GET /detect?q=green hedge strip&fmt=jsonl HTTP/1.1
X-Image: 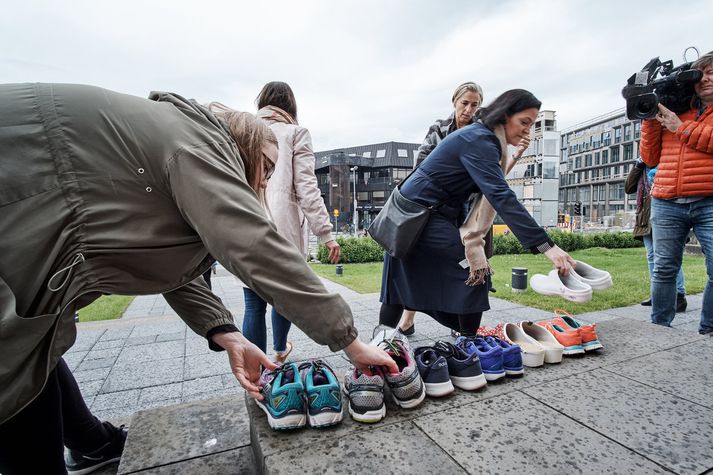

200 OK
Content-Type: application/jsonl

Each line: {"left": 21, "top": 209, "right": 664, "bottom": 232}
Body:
{"left": 317, "top": 231, "right": 643, "bottom": 264}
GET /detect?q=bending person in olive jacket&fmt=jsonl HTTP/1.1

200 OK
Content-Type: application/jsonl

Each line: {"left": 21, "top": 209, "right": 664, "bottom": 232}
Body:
{"left": 0, "top": 83, "right": 396, "bottom": 474}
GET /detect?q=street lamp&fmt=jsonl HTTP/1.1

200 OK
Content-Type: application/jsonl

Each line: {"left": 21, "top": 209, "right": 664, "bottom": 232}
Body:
{"left": 350, "top": 166, "right": 358, "bottom": 234}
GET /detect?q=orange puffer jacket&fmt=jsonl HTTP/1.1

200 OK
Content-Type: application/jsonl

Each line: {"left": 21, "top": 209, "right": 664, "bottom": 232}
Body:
{"left": 640, "top": 106, "right": 713, "bottom": 199}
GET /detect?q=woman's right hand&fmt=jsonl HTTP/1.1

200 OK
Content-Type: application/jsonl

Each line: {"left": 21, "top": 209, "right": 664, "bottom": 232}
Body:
{"left": 325, "top": 240, "right": 341, "bottom": 264}
{"left": 343, "top": 338, "right": 398, "bottom": 375}
{"left": 543, "top": 245, "right": 577, "bottom": 275}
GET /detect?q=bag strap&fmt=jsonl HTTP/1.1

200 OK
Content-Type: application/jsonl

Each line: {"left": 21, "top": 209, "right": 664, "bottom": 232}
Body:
{"left": 395, "top": 167, "right": 448, "bottom": 211}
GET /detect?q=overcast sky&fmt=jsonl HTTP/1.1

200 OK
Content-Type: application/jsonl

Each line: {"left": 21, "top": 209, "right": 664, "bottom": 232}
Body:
{"left": 2, "top": 0, "right": 711, "bottom": 151}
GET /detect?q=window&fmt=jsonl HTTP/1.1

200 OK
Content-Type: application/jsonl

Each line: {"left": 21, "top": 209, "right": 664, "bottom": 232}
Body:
{"left": 602, "top": 131, "right": 611, "bottom": 146}
{"left": 623, "top": 143, "right": 633, "bottom": 161}
{"left": 614, "top": 128, "right": 621, "bottom": 144}
{"left": 392, "top": 169, "right": 409, "bottom": 180}
{"left": 575, "top": 156, "right": 581, "bottom": 169}
{"left": 613, "top": 165, "right": 620, "bottom": 177}
{"left": 594, "top": 152, "right": 601, "bottom": 165}
{"left": 602, "top": 149, "right": 609, "bottom": 164}
{"left": 376, "top": 149, "right": 386, "bottom": 158}
{"left": 599, "top": 185, "right": 606, "bottom": 201}
{"left": 397, "top": 148, "right": 408, "bottom": 158}
{"left": 585, "top": 154, "right": 592, "bottom": 167}
{"left": 609, "top": 183, "right": 624, "bottom": 201}
{"left": 357, "top": 192, "right": 369, "bottom": 201}
{"left": 611, "top": 147, "right": 620, "bottom": 163}
{"left": 544, "top": 139, "right": 558, "bottom": 155}
{"left": 635, "top": 121, "right": 641, "bottom": 139}
{"left": 624, "top": 124, "right": 631, "bottom": 142}
{"left": 362, "top": 151, "right": 371, "bottom": 158}
{"left": 603, "top": 167, "right": 610, "bottom": 178}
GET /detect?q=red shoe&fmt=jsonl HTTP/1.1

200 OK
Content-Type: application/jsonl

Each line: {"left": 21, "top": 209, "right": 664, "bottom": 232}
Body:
{"left": 551, "top": 310, "right": 603, "bottom": 351}
{"left": 477, "top": 323, "right": 505, "bottom": 339}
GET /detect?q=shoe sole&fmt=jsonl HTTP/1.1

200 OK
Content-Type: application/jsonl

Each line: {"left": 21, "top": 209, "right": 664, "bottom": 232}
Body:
{"left": 543, "top": 349, "right": 564, "bottom": 363}
{"left": 255, "top": 400, "right": 306, "bottom": 430}
{"left": 530, "top": 287, "right": 592, "bottom": 302}
{"left": 583, "top": 341, "right": 603, "bottom": 351}
{"left": 67, "top": 457, "right": 122, "bottom": 475}
{"left": 348, "top": 402, "right": 386, "bottom": 423}
{"left": 505, "top": 368, "right": 525, "bottom": 377}
{"left": 563, "top": 346, "right": 585, "bottom": 355}
{"left": 308, "top": 409, "right": 344, "bottom": 428}
{"left": 424, "top": 380, "right": 455, "bottom": 397}
{"left": 483, "top": 371, "right": 506, "bottom": 381}
{"left": 450, "top": 374, "right": 487, "bottom": 391}
{"left": 522, "top": 352, "right": 545, "bottom": 367}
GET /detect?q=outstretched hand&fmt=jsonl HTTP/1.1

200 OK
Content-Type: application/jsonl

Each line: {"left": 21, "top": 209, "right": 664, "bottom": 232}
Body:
{"left": 343, "top": 338, "right": 398, "bottom": 375}
{"left": 543, "top": 245, "right": 577, "bottom": 275}
{"left": 211, "top": 331, "right": 277, "bottom": 399}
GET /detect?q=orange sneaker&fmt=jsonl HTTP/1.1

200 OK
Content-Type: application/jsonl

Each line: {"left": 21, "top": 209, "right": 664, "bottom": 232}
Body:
{"left": 551, "top": 310, "right": 603, "bottom": 351}
{"left": 536, "top": 320, "right": 585, "bottom": 355}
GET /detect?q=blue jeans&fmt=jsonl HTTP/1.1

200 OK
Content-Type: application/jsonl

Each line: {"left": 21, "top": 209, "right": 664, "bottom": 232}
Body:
{"left": 650, "top": 197, "right": 713, "bottom": 333}
{"left": 642, "top": 234, "right": 685, "bottom": 295}
{"left": 242, "top": 288, "right": 291, "bottom": 353}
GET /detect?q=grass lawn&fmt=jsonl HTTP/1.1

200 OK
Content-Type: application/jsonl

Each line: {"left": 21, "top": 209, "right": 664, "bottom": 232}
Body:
{"left": 310, "top": 247, "right": 708, "bottom": 314}
{"left": 77, "top": 295, "right": 134, "bottom": 322}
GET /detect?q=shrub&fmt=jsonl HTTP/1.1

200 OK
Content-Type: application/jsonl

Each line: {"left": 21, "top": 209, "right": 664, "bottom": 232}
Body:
{"left": 318, "top": 236, "right": 384, "bottom": 263}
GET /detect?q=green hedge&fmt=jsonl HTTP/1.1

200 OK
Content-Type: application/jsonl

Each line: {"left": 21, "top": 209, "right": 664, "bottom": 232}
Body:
{"left": 317, "top": 236, "right": 385, "bottom": 263}
{"left": 493, "top": 230, "right": 643, "bottom": 255}
{"left": 318, "top": 231, "right": 643, "bottom": 263}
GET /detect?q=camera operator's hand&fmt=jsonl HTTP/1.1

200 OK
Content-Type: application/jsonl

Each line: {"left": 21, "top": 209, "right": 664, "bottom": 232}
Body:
{"left": 656, "top": 104, "right": 683, "bottom": 133}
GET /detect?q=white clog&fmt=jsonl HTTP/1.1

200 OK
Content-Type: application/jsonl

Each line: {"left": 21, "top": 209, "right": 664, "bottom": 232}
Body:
{"left": 570, "top": 260, "right": 613, "bottom": 290}
{"left": 517, "top": 321, "right": 565, "bottom": 363}
{"left": 502, "top": 323, "right": 545, "bottom": 367}
{"left": 530, "top": 269, "right": 593, "bottom": 303}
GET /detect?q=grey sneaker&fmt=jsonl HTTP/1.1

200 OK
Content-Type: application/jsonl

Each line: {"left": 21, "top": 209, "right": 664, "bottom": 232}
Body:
{"left": 343, "top": 367, "right": 386, "bottom": 423}
{"left": 373, "top": 331, "right": 426, "bottom": 409}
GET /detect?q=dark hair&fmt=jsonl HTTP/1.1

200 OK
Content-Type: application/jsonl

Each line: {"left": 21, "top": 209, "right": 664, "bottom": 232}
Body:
{"left": 256, "top": 81, "right": 298, "bottom": 122}
{"left": 475, "top": 89, "right": 541, "bottom": 129}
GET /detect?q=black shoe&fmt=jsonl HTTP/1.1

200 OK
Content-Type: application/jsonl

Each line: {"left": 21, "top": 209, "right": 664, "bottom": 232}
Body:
{"left": 65, "top": 422, "right": 127, "bottom": 475}
{"left": 399, "top": 324, "right": 415, "bottom": 336}
{"left": 640, "top": 297, "right": 652, "bottom": 306}
{"left": 676, "top": 293, "right": 687, "bottom": 313}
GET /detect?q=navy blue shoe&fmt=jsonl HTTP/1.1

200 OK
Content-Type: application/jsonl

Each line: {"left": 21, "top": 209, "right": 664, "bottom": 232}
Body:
{"left": 414, "top": 346, "right": 454, "bottom": 397}
{"left": 485, "top": 336, "right": 524, "bottom": 377}
{"left": 456, "top": 336, "right": 505, "bottom": 381}
{"left": 432, "top": 341, "right": 487, "bottom": 390}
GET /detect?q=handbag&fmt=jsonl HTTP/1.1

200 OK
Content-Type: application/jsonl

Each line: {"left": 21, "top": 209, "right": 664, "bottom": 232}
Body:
{"left": 368, "top": 185, "right": 438, "bottom": 259}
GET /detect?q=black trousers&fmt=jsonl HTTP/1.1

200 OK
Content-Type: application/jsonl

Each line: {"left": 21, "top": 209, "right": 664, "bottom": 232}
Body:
{"left": 0, "top": 359, "right": 110, "bottom": 475}
{"left": 379, "top": 303, "right": 482, "bottom": 336}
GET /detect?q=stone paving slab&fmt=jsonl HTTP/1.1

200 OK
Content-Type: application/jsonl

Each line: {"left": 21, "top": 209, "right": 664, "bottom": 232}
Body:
{"left": 128, "top": 447, "right": 256, "bottom": 474}
{"left": 415, "top": 391, "right": 669, "bottom": 475}
{"left": 522, "top": 369, "right": 713, "bottom": 474}
{"left": 118, "top": 395, "right": 251, "bottom": 474}
{"left": 604, "top": 339, "right": 713, "bottom": 409}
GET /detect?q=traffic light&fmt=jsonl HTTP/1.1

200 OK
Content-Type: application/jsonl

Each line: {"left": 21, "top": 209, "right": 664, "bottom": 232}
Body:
{"left": 573, "top": 201, "right": 582, "bottom": 216}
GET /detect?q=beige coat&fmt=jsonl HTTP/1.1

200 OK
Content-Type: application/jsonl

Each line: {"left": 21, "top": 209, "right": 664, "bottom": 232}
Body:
{"left": 258, "top": 107, "right": 334, "bottom": 256}
{"left": 0, "top": 84, "right": 356, "bottom": 424}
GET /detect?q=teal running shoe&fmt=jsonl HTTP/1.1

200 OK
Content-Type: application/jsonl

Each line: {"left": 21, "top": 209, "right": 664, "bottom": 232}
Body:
{"left": 299, "top": 360, "right": 343, "bottom": 428}
{"left": 256, "top": 363, "right": 306, "bottom": 430}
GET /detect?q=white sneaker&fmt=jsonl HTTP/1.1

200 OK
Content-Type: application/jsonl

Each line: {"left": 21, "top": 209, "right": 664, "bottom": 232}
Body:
{"left": 502, "top": 323, "right": 545, "bottom": 367}
{"left": 517, "top": 321, "right": 565, "bottom": 363}
{"left": 570, "top": 260, "right": 613, "bottom": 290}
{"left": 530, "top": 269, "right": 593, "bottom": 303}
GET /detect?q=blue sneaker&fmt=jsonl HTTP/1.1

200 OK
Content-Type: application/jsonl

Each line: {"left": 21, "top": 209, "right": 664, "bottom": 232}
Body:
{"left": 485, "top": 336, "right": 524, "bottom": 377}
{"left": 298, "top": 360, "right": 343, "bottom": 428}
{"left": 414, "top": 346, "right": 454, "bottom": 397}
{"left": 456, "top": 336, "right": 505, "bottom": 381}
{"left": 432, "top": 341, "right": 487, "bottom": 391}
{"left": 256, "top": 363, "right": 306, "bottom": 430}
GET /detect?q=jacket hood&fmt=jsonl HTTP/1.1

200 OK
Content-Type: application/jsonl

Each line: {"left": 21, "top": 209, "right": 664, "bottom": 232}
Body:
{"left": 256, "top": 105, "right": 298, "bottom": 125}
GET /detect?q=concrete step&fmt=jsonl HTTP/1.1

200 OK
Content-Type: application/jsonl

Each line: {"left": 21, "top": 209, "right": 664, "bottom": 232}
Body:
{"left": 117, "top": 395, "right": 256, "bottom": 474}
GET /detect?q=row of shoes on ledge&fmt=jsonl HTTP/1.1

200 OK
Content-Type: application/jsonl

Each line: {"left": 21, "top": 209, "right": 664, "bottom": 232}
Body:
{"left": 478, "top": 310, "right": 603, "bottom": 364}
{"left": 530, "top": 260, "right": 612, "bottom": 302}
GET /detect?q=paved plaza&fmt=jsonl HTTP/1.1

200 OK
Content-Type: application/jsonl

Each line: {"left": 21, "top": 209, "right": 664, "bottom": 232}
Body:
{"left": 69, "top": 266, "right": 713, "bottom": 474}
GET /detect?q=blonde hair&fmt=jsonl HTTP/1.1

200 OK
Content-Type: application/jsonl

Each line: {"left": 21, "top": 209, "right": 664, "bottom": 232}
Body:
{"left": 452, "top": 82, "right": 484, "bottom": 105}
{"left": 693, "top": 51, "right": 713, "bottom": 71}
{"left": 207, "top": 103, "right": 277, "bottom": 209}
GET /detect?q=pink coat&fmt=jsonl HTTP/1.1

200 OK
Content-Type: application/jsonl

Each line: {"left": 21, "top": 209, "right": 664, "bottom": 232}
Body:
{"left": 259, "top": 109, "right": 334, "bottom": 256}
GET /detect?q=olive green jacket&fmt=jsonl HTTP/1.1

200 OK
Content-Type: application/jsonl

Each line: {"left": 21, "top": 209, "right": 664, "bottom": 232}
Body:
{"left": 0, "top": 83, "right": 356, "bottom": 424}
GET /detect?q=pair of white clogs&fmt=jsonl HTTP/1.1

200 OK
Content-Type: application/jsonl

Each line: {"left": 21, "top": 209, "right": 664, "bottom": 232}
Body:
{"left": 530, "top": 260, "right": 612, "bottom": 303}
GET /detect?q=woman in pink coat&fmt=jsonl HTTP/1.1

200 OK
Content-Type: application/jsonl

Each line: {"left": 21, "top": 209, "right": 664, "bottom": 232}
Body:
{"left": 243, "top": 81, "right": 340, "bottom": 361}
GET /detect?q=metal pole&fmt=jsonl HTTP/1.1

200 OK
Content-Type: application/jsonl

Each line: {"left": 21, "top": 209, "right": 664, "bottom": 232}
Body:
{"left": 351, "top": 166, "right": 359, "bottom": 234}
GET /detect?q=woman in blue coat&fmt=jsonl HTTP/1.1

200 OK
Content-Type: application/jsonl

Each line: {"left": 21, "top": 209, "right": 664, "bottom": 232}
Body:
{"left": 379, "top": 89, "right": 575, "bottom": 334}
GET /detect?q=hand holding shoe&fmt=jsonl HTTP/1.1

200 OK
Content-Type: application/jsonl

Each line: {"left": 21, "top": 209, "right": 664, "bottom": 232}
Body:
{"left": 344, "top": 339, "right": 399, "bottom": 375}
{"left": 211, "top": 332, "right": 277, "bottom": 400}
{"left": 543, "top": 245, "right": 577, "bottom": 275}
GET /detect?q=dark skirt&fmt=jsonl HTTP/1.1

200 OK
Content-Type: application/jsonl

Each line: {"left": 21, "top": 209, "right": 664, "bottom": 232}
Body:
{"left": 379, "top": 212, "right": 490, "bottom": 314}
